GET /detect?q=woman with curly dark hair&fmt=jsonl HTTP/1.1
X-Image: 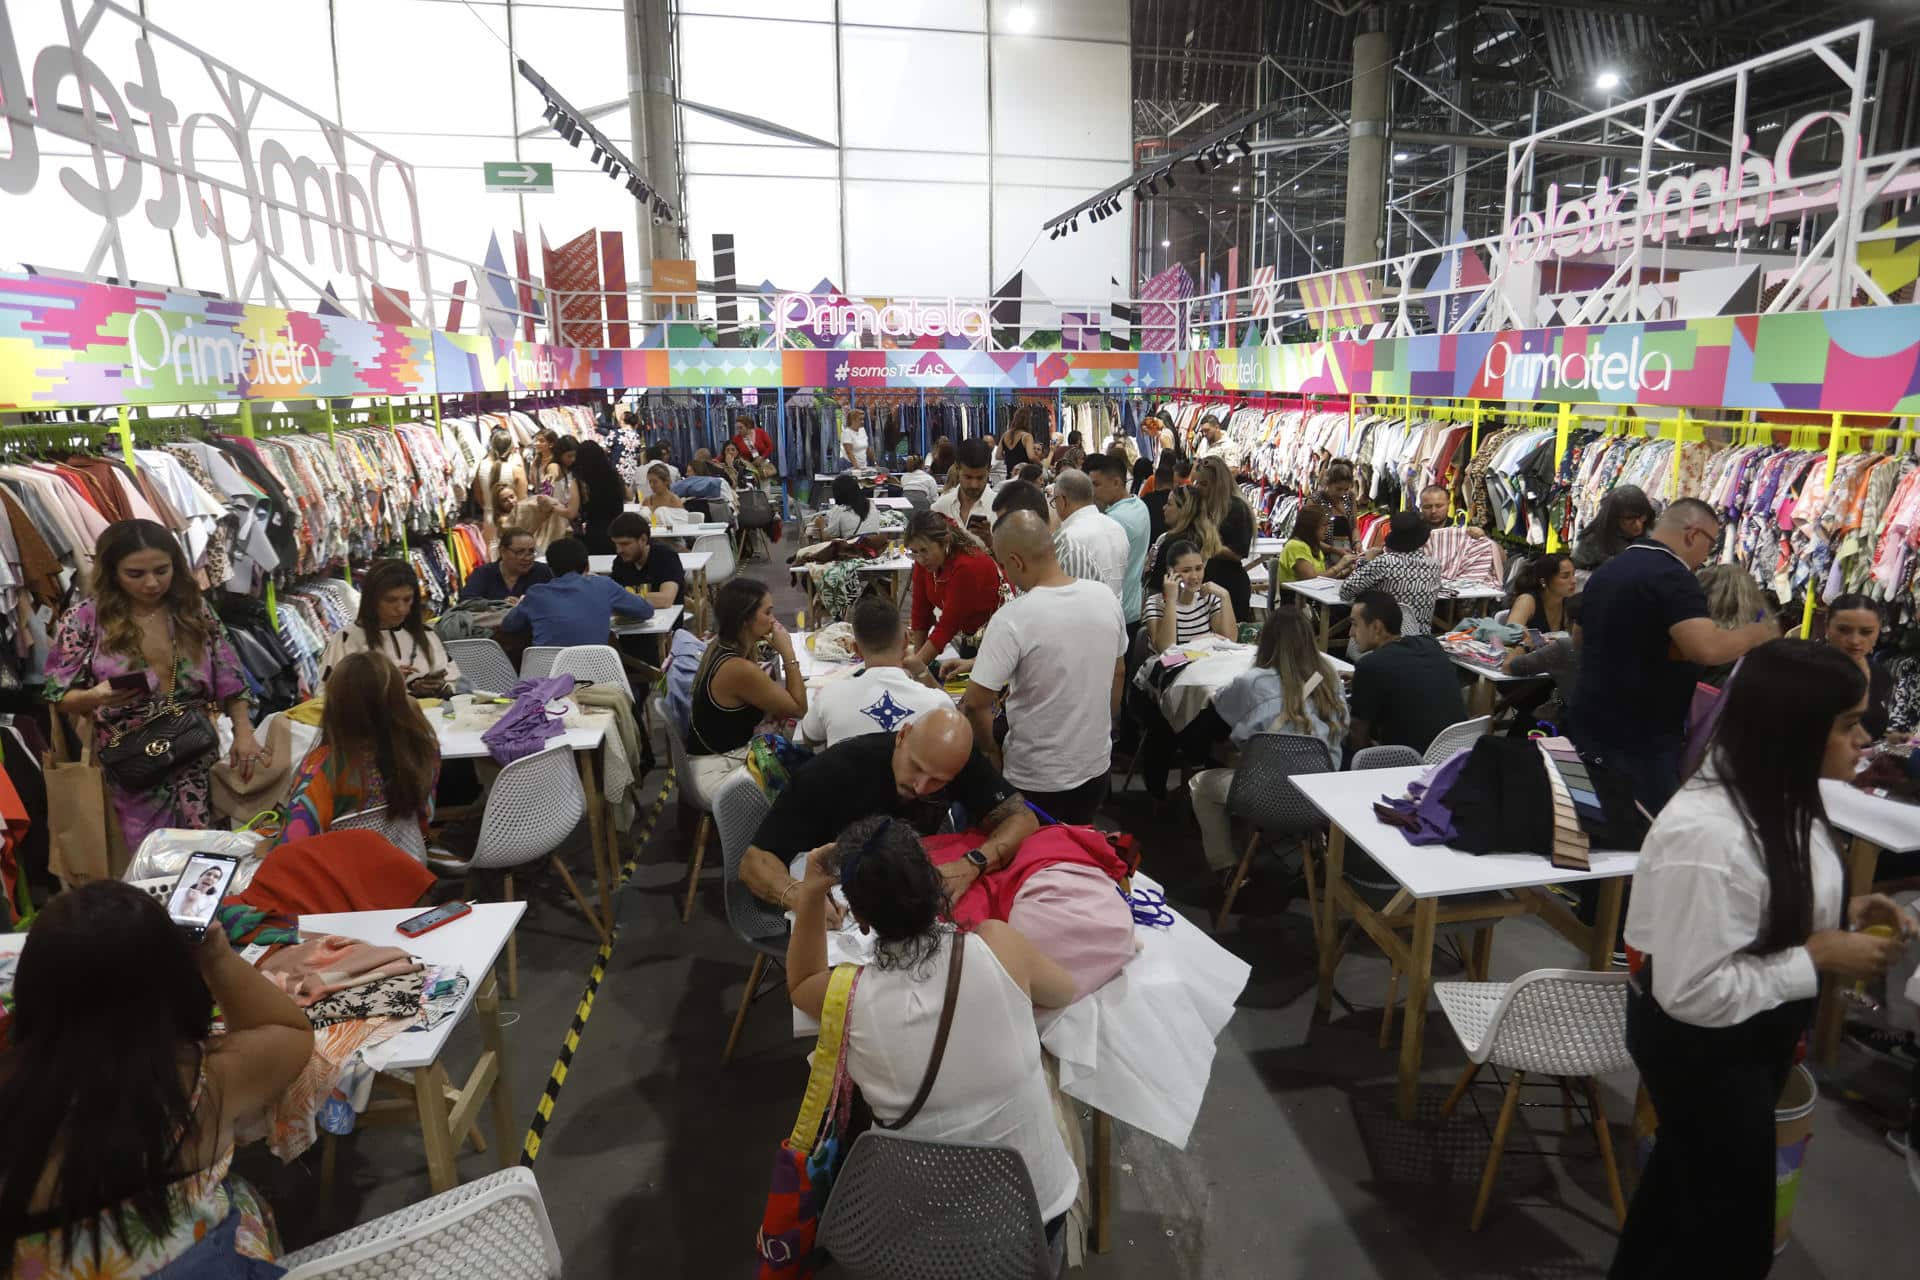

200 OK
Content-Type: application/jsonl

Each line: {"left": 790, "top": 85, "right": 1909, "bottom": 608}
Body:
{"left": 784, "top": 815, "right": 1079, "bottom": 1254}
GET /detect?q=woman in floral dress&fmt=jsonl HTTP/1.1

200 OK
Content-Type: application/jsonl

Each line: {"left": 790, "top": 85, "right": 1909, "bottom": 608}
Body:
{"left": 44, "top": 520, "right": 269, "bottom": 854}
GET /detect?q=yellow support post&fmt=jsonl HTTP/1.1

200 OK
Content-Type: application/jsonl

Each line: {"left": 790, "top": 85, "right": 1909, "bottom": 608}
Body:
{"left": 1798, "top": 412, "right": 1847, "bottom": 639}
{"left": 112, "top": 406, "right": 136, "bottom": 465}
{"left": 1545, "top": 402, "right": 1574, "bottom": 553}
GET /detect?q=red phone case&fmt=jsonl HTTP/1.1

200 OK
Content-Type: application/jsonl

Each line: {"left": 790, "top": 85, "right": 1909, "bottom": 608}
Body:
{"left": 398, "top": 901, "right": 471, "bottom": 937}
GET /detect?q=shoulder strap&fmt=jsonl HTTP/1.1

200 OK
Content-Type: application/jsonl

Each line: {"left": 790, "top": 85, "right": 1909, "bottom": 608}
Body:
{"left": 876, "top": 930, "right": 966, "bottom": 1132}
{"left": 788, "top": 963, "right": 860, "bottom": 1152}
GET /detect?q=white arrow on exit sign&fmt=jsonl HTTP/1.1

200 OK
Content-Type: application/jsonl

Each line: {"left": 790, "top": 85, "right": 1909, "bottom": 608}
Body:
{"left": 483, "top": 161, "right": 554, "bottom": 193}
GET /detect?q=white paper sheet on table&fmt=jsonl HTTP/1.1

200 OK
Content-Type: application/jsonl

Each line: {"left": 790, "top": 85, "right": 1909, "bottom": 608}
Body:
{"left": 790, "top": 872, "right": 1250, "bottom": 1150}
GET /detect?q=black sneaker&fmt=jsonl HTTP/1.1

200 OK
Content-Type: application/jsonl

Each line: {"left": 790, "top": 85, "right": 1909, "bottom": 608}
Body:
{"left": 1845, "top": 1022, "right": 1920, "bottom": 1067}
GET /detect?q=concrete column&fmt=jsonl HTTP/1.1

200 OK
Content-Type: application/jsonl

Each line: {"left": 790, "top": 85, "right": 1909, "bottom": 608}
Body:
{"left": 1343, "top": 30, "right": 1391, "bottom": 268}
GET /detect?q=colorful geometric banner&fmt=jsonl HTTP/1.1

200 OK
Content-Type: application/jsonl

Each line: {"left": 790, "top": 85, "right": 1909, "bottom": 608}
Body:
{"left": 2, "top": 273, "right": 1916, "bottom": 417}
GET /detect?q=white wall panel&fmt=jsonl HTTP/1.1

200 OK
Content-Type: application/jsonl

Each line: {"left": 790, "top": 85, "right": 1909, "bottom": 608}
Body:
{"left": 686, "top": 175, "right": 841, "bottom": 292}
{"left": 845, "top": 181, "right": 989, "bottom": 297}
{"left": 842, "top": 0, "right": 986, "bottom": 34}
{"left": 840, "top": 28, "right": 987, "bottom": 153}
{"left": 678, "top": 0, "right": 832, "bottom": 19}
{"left": 993, "top": 184, "right": 1129, "bottom": 307}
{"left": 990, "top": 0, "right": 1128, "bottom": 42}
{"left": 335, "top": 0, "right": 515, "bottom": 137}
{"left": 678, "top": 17, "right": 839, "bottom": 147}
{"left": 991, "top": 38, "right": 1130, "bottom": 162}
{"left": 683, "top": 144, "right": 840, "bottom": 180}
{"left": 843, "top": 150, "right": 990, "bottom": 184}
{"left": 510, "top": 6, "right": 630, "bottom": 143}
{"left": 146, "top": 0, "right": 339, "bottom": 116}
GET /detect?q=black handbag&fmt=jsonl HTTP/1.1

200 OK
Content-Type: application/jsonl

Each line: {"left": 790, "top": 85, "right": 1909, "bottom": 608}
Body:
{"left": 99, "top": 696, "right": 219, "bottom": 791}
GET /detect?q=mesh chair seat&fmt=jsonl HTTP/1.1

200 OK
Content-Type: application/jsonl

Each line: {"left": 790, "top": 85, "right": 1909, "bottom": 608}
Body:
{"left": 1226, "top": 733, "right": 1334, "bottom": 839}
{"left": 551, "top": 643, "right": 635, "bottom": 701}
{"left": 1436, "top": 968, "right": 1632, "bottom": 1075}
{"left": 279, "top": 1167, "right": 561, "bottom": 1278}
{"left": 445, "top": 638, "right": 520, "bottom": 696}
{"left": 818, "top": 1132, "right": 1056, "bottom": 1280}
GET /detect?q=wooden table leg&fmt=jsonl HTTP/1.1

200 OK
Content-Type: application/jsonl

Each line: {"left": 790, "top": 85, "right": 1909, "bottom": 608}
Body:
{"left": 1396, "top": 897, "right": 1438, "bottom": 1121}
{"left": 1813, "top": 835, "right": 1884, "bottom": 1063}
{"left": 576, "top": 747, "right": 615, "bottom": 935}
{"left": 1588, "top": 878, "right": 1626, "bottom": 971}
{"left": 1315, "top": 826, "right": 1348, "bottom": 1015}
{"left": 476, "top": 971, "right": 517, "bottom": 1168}
{"left": 689, "top": 565, "right": 710, "bottom": 634}
{"left": 1090, "top": 1109, "right": 1113, "bottom": 1253}
{"left": 413, "top": 1062, "right": 460, "bottom": 1193}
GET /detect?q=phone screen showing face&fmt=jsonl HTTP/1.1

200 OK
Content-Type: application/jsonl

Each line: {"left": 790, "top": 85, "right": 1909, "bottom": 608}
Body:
{"left": 168, "top": 854, "right": 240, "bottom": 938}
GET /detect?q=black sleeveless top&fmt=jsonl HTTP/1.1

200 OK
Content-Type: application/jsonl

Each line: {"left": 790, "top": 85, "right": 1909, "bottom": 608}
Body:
{"left": 689, "top": 645, "right": 763, "bottom": 756}
{"left": 1002, "top": 435, "right": 1032, "bottom": 469}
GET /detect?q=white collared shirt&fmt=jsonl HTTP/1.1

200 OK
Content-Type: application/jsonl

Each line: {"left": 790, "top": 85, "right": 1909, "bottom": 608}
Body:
{"left": 1053, "top": 503, "right": 1130, "bottom": 601}
{"left": 796, "top": 665, "right": 952, "bottom": 748}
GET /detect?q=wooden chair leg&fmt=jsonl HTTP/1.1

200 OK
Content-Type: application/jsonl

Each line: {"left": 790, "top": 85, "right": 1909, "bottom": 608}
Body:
{"left": 1214, "top": 831, "right": 1262, "bottom": 931}
{"left": 723, "top": 953, "right": 769, "bottom": 1066}
{"left": 503, "top": 872, "right": 518, "bottom": 1000}
{"left": 1299, "top": 835, "right": 1323, "bottom": 950}
{"left": 1558, "top": 1078, "right": 1578, "bottom": 1132}
{"left": 1379, "top": 966, "right": 1400, "bottom": 1049}
{"left": 1470, "top": 926, "right": 1494, "bottom": 981}
{"left": 1439, "top": 1059, "right": 1480, "bottom": 1121}
{"left": 1584, "top": 1076, "right": 1629, "bottom": 1228}
{"left": 549, "top": 855, "right": 612, "bottom": 945}
{"left": 681, "top": 814, "right": 712, "bottom": 923}
{"left": 1471, "top": 1069, "right": 1525, "bottom": 1231}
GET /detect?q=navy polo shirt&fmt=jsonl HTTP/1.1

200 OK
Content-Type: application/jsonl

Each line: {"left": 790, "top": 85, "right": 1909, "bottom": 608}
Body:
{"left": 1570, "top": 543, "right": 1709, "bottom": 748}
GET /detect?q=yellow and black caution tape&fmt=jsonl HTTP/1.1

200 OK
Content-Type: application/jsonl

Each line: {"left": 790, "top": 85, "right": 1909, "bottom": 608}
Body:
{"left": 521, "top": 773, "right": 675, "bottom": 1166}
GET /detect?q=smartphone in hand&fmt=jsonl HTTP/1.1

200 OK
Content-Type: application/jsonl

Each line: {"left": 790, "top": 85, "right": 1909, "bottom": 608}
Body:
{"left": 167, "top": 853, "right": 242, "bottom": 941}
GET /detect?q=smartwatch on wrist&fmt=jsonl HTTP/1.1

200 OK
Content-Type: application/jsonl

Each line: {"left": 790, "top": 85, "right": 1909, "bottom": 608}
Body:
{"left": 964, "top": 848, "right": 989, "bottom": 872}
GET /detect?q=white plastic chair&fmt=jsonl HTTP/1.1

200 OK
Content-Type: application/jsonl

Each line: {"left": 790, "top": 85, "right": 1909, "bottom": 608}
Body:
{"left": 1422, "top": 714, "right": 1491, "bottom": 767}
{"left": 1434, "top": 968, "right": 1632, "bottom": 1231}
{"left": 817, "top": 1131, "right": 1057, "bottom": 1279}
{"left": 331, "top": 803, "right": 428, "bottom": 863}
{"left": 469, "top": 745, "right": 598, "bottom": 997}
{"left": 519, "top": 646, "right": 564, "bottom": 680}
{"left": 279, "top": 1166, "right": 561, "bottom": 1278}
{"left": 550, "top": 643, "right": 635, "bottom": 701}
{"left": 693, "top": 531, "right": 736, "bottom": 587}
{"left": 446, "top": 638, "right": 521, "bottom": 696}
{"left": 651, "top": 693, "right": 713, "bottom": 923}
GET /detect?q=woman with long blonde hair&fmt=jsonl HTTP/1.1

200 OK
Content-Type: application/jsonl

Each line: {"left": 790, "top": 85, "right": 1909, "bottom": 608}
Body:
{"left": 44, "top": 520, "right": 266, "bottom": 854}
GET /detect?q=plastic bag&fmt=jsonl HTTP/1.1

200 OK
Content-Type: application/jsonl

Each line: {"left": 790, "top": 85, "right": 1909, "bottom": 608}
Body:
{"left": 124, "top": 827, "right": 268, "bottom": 892}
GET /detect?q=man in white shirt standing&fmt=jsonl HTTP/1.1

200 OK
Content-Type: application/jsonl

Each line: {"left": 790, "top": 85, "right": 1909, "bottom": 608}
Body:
{"left": 931, "top": 437, "right": 997, "bottom": 541}
{"left": 1049, "top": 468, "right": 1129, "bottom": 603}
{"left": 1193, "top": 414, "right": 1241, "bottom": 470}
{"left": 958, "top": 510, "right": 1126, "bottom": 824}
{"left": 797, "top": 594, "right": 951, "bottom": 749}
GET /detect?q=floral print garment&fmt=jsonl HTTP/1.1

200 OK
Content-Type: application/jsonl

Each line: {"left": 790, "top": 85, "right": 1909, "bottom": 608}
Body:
{"left": 274, "top": 742, "right": 438, "bottom": 848}
{"left": 43, "top": 599, "right": 252, "bottom": 852}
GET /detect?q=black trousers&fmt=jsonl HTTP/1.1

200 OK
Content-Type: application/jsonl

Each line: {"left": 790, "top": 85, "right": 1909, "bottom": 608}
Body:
{"left": 1022, "top": 774, "right": 1109, "bottom": 826}
{"left": 1136, "top": 701, "right": 1229, "bottom": 798}
{"left": 1610, "top": 976, "right": 1812, "bottom": 1279}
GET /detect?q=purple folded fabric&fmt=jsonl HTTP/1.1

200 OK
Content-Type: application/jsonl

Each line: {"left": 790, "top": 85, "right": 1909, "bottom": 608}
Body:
{"left": 1385, "top": 747, "right": 1474, "bottom": 845}
{"left": 482, "top": 674, "right": 578, "bottom": 765}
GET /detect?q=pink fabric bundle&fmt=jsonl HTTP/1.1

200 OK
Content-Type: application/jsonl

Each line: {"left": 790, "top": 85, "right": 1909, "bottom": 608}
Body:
{"left": 257, "top": 934, "right": 422, "bottom": 1007}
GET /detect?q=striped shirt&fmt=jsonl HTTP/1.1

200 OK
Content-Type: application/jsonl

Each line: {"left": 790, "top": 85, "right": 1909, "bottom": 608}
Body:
{"left": 1143, "top": 586, "right": 1224, "bottom": 643}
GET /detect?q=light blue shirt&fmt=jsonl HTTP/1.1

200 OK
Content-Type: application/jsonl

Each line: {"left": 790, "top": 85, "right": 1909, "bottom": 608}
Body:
{"left": 1103, "top": 494, "right": 1152, "bottom": 624}
{"left": 501, "top": 573, "right": 654, "bottom": 647}
{"left": 1212, "top": 664, "right": 1348, "bottom": 757}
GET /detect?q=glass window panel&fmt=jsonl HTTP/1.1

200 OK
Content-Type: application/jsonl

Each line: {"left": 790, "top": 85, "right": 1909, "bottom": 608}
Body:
{"left": 992, "top": 38, "right": 1129, "bottom": 161}
{"left": 678, "top": 16, "right": 837, "bottom": 147}
{"left": 990, "top": 0, "right": 1127, "bottom": 42}
{"left": 335, "top": 0, "right": 516, "bottom": 137}
{"left": 678, "top": 0, "right": 832, "bottom": 19}
{"left": 840, "top": 28, "right": 986, "bottom": 154}
{"left": 841, "top": 0, "right": 985, "bottom": 32}
{"left": 844, "top": 180, "right": 989, "bottom": 297}
{"left": 685, "top": 174, "right": 840, "bottom": 293}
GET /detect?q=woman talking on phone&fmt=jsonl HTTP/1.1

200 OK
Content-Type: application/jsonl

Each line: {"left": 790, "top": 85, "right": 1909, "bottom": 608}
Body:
{"left": 1613, "top": 639, "right": 1917, "bottom": 1277}
{"left": 44, "top": 520, "right": 267, "bottom": 853}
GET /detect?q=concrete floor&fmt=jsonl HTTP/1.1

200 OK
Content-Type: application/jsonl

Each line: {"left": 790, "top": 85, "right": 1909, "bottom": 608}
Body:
{"left": 242, "top": 538, "right": 1920, "bottom": 1276}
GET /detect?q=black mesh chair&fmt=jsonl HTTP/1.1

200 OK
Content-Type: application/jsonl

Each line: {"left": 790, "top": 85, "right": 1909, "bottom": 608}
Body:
{"left": 737, "top": 486, "right": 777, "bottom": 562}
{"left": 1218, "top": 733, "right": 1335, "bottom": 932}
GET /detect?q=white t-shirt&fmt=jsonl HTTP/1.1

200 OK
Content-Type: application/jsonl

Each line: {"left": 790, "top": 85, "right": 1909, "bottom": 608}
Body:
{"left": 970, "top": 577, "right": 1126, "bottom": 793}
{"left": 899, "top": 469, "right": 940, "bottom": 500}
{"left": 841, "top": 422, "right": 869, "bottom": 467}
{"left": 797, "top": 666, "right": 952, "bottom": 748}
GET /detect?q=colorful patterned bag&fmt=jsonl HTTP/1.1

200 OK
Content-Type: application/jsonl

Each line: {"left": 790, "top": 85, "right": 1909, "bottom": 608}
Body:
{"left": 755, "top": 963, "right": 860, "bottom": 1277}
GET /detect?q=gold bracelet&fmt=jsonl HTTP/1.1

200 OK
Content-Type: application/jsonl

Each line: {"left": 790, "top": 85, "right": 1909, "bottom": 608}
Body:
{"left": 779, "top": 882, "right": 798, "bottom": 911}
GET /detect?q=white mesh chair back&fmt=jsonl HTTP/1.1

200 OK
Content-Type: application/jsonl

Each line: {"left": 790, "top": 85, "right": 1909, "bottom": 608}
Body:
{"left": 279, "top": 1166, "right": 561, "bottom": 1279}
{"left": 651, "top": 694, "right": 701, "bottom": 810}
{"left": 694, "top": 532, "right": 737, "bottom": 586}
{"left": 1422, "top": 715, "right": 1492, "bottom": 767}
{"left": 713, "top": 770, "right": 786, "bottom": 943}
{"left": 470, "top": 746, "right": 586, "bottom": 873}
{"left": 1226, "top": 733, "right": 1334, "bottom": 841}
{"left": 1351, "top": 744, "right": 1423, "bottom": 771}
{"left": 817, "top": 1131, "right": 1054, "bottom": 1280}
{"left": 519, "top": 646, "right": 564, "bottom": 680}
{"left": 331, "top": 804, "right": 428, "bottom": 862}
{"left": 446, "top": 638, "right": 520, "bottom": 696}
{"left": 551, "top": 644, "right": 635, "bottom": 701}
{"left": 1435, "top": 968, "right": 1632, "bottom": 1076}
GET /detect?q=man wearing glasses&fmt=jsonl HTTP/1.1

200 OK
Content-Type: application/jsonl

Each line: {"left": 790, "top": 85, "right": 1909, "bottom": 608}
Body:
{"left": 1570, "top": 497, "right": 1777, "bottom": 814}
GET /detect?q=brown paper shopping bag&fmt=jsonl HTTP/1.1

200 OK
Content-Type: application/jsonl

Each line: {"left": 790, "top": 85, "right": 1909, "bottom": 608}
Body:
{"left": 42, "top": 711, "right": 123, "bottom": 885}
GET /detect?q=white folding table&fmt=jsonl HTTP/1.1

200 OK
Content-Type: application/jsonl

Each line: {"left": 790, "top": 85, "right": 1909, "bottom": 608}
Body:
{"left": 1292, "top": 766, "right": 1637, "bottom": 1119}
{"left": 1810, "top": 778, "right": 1920, "bottom": 1060}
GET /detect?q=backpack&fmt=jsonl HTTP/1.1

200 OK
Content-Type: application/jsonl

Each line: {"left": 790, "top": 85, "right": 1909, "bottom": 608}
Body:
{"left": 433, "top": 599, "right": 506, "bottom": 642}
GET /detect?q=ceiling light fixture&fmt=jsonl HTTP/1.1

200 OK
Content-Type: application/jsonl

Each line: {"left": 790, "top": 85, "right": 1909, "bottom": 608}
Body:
{"left": 1007, "top": 6, "right": 1036, "bottom": 34}
{"left": 1235, "top": 131, "right": 1253, "bottom": 160}
{"left": 1195, "top": 150, "right": 1213, "bottom": 174}
{"left": 1231, "top": 183, "right": 1241, "bottom": 193}
{"left": 1393, "top": 151, "right": 1409, "bottom": 163}
{"left": 1161, "top": 239, "right": 1171, "bottom": 248}
{"left": 1595, "top": 69, "right": 1621, "bottom": 91}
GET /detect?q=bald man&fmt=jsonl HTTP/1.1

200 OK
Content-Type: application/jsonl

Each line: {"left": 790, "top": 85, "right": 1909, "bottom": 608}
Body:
{"left": 956, "top": 510, "right": 1127, "bottom": 824}
{"left": 743, "top": 705, "right": 1039, "bottom": 918}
